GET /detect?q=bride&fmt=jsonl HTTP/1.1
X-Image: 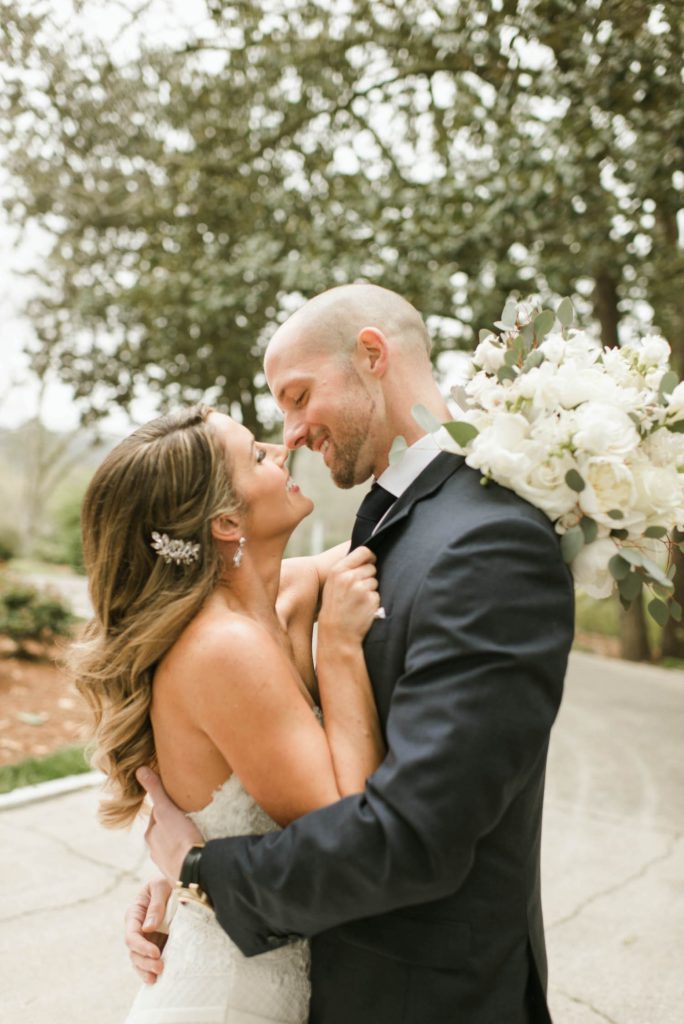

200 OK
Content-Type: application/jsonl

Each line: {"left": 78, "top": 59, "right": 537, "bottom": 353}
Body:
{"left": 72, "top": 404, "right": 385, "bottom": 1024}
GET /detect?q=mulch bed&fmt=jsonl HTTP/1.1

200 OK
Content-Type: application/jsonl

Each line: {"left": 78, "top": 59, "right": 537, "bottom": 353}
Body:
{"left": 0, "top": 643, "right": 91, "bottom": 767}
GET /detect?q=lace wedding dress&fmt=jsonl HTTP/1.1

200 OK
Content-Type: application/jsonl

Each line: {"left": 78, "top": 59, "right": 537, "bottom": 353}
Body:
{"left": 124, "top": 718, "right": 317, "bottom": 1024}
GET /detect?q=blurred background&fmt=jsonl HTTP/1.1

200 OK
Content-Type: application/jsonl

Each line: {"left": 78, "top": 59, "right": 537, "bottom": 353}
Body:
{"left": 0, "top": 0, "right": 682, "bottom": 782}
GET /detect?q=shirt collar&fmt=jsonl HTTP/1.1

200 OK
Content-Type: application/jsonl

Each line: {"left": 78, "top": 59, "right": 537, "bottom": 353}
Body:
{"left": 375, "top": 433, "right": 441, "bottom": 499}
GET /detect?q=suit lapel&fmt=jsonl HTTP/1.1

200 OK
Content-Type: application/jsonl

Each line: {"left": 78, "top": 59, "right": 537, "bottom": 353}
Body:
{"left": 365, "top": 451, "right": 466, "bottom": 550}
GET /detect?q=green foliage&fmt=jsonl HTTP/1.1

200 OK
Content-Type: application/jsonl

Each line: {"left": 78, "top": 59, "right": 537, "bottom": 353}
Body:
{"left": 0, "top": 527, "right": 21, "bottom": 562}
{"left": 37, "top": 492, "right": 85, "bottom": 573}
{"left": 0, "top": 746, "right": 89, "bottom": 793}
{"left": 0, "top": 576, "right": 76, "bottom": 655}
{"left": 2, "top": 0, "right": 680, "bottom": 433}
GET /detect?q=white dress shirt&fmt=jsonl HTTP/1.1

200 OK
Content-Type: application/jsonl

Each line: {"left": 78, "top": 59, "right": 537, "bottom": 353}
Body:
{"left": 372, "top": 433, "right": 442, "bottom": 532}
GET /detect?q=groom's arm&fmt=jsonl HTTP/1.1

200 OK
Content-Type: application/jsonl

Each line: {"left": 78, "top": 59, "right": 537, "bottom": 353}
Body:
{"left": 200, "top": 511, "right": 574, "bottom": 955}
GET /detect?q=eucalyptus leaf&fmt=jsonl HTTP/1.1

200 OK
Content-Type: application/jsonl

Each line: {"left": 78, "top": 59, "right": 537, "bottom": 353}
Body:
{"left": 611, "top": 528, "right": 629, "bottom": 540}
{"left": 500, "top": 298, "right": 518, "bottom": 328}
{"left": 411, "top": 403, "right": 442, "bottom": 434}
{"left": 444, "top": 421, "right": 479, "bottom": 447}
{"left": 607, "top": 509, "right": 624, "bottom": 520}
{"left": 619, "top": 572, "right": 643, "bottom": 602}
{"left": 519, "top": 323, "right": 535, "bottom": 350}
{"left": 608, "top": 554, "right": 630, "bottom": 581}
{"left": 647, "top": 598, "right": 670, "bottom": 627}
{"left": 522, "top": 349, "right": 545, "bottom": 372}
{"left": 641, "top": 555, "right": 673, "bottom": 588}
{"left": 497, "top": 365, "right": 517, "bottom": 382}
{"left": 643, "top": 525, "right": 668, "bottom": 539}
{"left": 671, "top": 600, "right": 683, "bottom": 623}
{"left": 388, "top": 435, "right": 408, "bottom": 465}
{"left": 579, "top": 517, "right": 598, "bottom": 543}
{"left": 565, "top": 469, "right": 585, "bottom": 492}
{"left": 556, "top": 297, "right": 574, "bottom": 327}
{"left": 618, "top": 548, "right": 644, "bottom": 567}
{"left": 658, "top": 370, "right": 678, "bottom": 400}
{"left": 560, "top": 526, "right": 584, "bottom": 564}
{"left": 666, "top": 421, "right": 684, "bottom": 433}
{"left": 504, "top": 348, "right": 518, "bottom": 367}
{"left": 533, "top": 309, "right": 555, "bottom": 340}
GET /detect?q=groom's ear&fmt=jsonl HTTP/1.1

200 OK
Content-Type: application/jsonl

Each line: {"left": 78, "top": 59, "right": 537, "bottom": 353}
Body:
{"left": 211, "top": 514, "right": 241, "bottom": 543}
{"left": 356, "top": 327, "right": 389, "bottom": 377}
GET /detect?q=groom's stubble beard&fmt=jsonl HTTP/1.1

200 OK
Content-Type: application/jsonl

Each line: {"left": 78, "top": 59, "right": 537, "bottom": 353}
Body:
{"left": 326, "top": 366, "right": 378, "bottom": 489}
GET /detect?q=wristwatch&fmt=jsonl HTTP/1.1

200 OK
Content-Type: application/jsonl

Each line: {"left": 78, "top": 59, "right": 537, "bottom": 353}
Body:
{"left": 176, "top": 844, "right": 212, "bottom": 909}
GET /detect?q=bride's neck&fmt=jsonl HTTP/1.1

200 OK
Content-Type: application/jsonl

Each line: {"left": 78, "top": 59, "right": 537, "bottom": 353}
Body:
{"left": 216, "top": 538, "right": 285, "bottom": 623}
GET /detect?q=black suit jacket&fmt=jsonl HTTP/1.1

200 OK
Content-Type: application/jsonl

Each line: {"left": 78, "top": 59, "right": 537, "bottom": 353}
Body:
{"left": 200, "top": 453, "right": 575, "bottom": 1024}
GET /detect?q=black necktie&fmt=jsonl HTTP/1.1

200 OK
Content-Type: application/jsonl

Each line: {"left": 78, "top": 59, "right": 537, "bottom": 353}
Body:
{"left": 350, "top": 483, "right": 396, "bottom": 550}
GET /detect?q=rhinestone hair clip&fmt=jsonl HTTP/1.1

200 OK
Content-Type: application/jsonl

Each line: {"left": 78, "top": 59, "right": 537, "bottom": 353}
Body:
{"left": 150, "top": 531, "right": 201, "bottom": 566}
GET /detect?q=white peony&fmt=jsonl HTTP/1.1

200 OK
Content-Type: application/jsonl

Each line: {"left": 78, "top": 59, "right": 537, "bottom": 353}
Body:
{"left": 644, "top": 428, "right": 684, "bottom": 468}
{"left": 666, "top": 382, "right": 684, "bottom": 421}
{"left": 631, "top": 462, "right": 684, "bottom": 524}
{"left": 577, "top": 456, "right": 643, "bottom": 530}
{"left": 515, "top": 452, "right": 579, "bottom": 521}
{"left": 465, "top": 413, "right": 532, "bottom": 488}
{"left": 473, "top": 337, "right": 507, "bottom": 373}
{"left": 572, "top": 402, "right": 640, "bottom": 457}
{"left": 571, "top": 538, "right": 618, "bottom": 598}
{"left": 638, "top": 334, "right": 671, "bottom": 368}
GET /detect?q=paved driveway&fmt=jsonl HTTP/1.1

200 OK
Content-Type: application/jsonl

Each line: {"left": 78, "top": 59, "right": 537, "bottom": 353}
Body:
{"left": 1, "top": 651, "right": 682, "bottom": 1023}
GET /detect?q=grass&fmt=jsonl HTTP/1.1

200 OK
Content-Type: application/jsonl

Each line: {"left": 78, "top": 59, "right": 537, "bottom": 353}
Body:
{"left": 0, "top": 745, "right": 91, "bottom": 795}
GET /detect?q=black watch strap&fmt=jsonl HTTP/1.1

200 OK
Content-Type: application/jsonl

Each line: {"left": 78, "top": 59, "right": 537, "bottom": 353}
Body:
{"left": 179, "top": 844, "right": 205, "bottom": 887}
{"left": 177, "top": 844, "right": 211, "bottom": 907}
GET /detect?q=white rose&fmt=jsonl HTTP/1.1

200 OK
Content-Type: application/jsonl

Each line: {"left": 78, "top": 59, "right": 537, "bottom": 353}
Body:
{"left": 601, "top": 346, "right": 638, "bottom": 386}
{"left": 666, "top": 382, "right": 684, "bottom": 420}
{"left": 539, "top": 334, "right": 566, "bottom": 366}
{"left": 578, "top": 456, "right": 644, "bottom": 530}
{"left": 544, "top": 363, "right": 621, "bottom": 409}
{"left": 473, "top": 337, "right": 507, "bottom": 374}
{"left": 570, "top": 538, "right": 618, "bottom": 598}
{"left": 515, "top": 452, "right": 579, "bottom": 521}
{"left": 631, "top": 462, "right": 684, "bottom": 525}
{"left": 644, "top": 428, "right": 684, "bottom": 468}
{"left": 573, "top": 402, "right": 640, "bottom": 457}
{"left": 639, "top": 334, "right": 671, "bottom": 367}
{"left": 466, "top": 413, "right": 532, "bottom": 488}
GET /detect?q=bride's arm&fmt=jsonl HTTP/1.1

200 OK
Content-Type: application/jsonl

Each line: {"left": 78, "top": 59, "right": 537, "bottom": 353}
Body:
{"left": 315, "top": 554, "right": 385, "bottom": 793}
{"left": 190, "top": 548, "right": 384, "bottom": 826}
{"left": 277, "top": 542, "right": 349, "bottom": 626}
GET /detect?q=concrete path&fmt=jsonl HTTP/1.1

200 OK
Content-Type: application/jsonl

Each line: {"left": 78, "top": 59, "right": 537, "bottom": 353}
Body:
{"left": 1, "top": 651, "right": 682, "bottom": 1024}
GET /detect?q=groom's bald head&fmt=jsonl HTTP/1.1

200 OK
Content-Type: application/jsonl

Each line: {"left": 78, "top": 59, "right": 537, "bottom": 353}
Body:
{"left": 265, "top": 283, "right": 432, "bottom": 370}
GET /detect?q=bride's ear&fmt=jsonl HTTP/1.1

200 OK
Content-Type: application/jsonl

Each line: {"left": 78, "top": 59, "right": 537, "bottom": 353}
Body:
{"left": 211, "top": 514, "right": 241, "bottom": 543}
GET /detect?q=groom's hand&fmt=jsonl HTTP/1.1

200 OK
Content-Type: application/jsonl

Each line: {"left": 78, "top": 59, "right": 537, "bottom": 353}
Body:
{"left": 137, "top": 767, "right": 203, "bottom": 881}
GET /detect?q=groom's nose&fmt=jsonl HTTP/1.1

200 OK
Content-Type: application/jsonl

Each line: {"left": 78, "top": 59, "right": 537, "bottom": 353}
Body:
{"left": 283, "top": 415, "right": 308, "bottom": 450}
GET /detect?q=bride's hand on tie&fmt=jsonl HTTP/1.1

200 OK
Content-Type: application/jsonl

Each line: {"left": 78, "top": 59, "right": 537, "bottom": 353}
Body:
{"left": 124, "top": 878, "right": 171, "bottom": 983}
{"left": 318, "top": 545, "right": 380, "bottom": 643}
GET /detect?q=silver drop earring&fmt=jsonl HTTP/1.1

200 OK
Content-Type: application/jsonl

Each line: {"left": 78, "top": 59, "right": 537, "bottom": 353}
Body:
{"left": 233, "top": 536, "right": 246, "bottom": 568}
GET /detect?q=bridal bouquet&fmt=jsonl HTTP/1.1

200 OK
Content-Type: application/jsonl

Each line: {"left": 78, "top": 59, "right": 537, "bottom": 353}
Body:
{"left": 425, "top": 298, "right": 684, "bottom": 624}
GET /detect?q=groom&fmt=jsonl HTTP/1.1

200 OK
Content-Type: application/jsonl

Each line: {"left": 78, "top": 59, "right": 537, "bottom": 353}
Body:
{"left": 132, "top": 283, "right": 575, "bottom": 1023}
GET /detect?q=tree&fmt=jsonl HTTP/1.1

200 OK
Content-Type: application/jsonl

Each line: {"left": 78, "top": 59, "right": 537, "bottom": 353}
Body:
{"left": 1, "top": 0, "right": 682, "bottom": 654}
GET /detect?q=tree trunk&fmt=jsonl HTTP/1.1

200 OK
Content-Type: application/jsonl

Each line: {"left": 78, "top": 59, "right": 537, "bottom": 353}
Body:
{"left": 661, "top": 531, "right": 684, "bottom": 658}
{"left": 619, "top": 599, "right": 652, "bottom": 663}
{"left": 593, "top": 271, "right": 651, "bottom": 661}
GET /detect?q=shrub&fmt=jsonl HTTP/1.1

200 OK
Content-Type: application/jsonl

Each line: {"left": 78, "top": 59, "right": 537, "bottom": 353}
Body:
{"left": 0, "top": 527, "right": 21, "bottom": 563}
{"left": 0, "top": 577, "right": 76, "bottom": 656}
{"left": 35, "top": 493, "right": 85, "bottom": 573}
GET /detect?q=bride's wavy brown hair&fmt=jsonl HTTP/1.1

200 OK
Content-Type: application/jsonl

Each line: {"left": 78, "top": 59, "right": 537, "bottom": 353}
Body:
{"left": 71, "top": 405, "right": 244, "bottom": 828}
